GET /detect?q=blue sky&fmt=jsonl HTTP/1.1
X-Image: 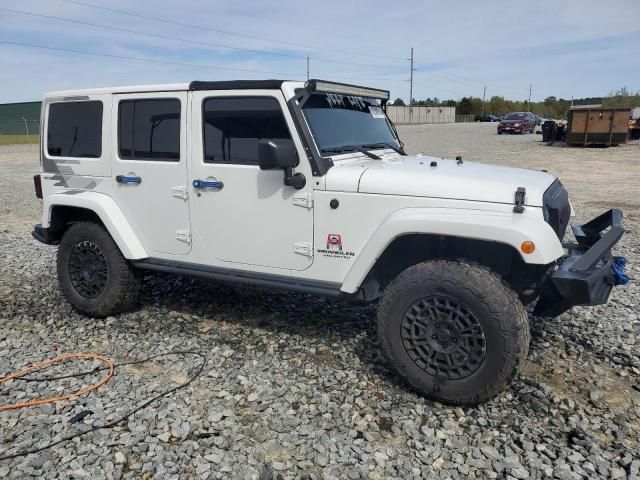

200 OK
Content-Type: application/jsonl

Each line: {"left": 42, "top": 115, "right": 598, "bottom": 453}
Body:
{"left": 1, "top": 0, "right": 639, "bottom": 103}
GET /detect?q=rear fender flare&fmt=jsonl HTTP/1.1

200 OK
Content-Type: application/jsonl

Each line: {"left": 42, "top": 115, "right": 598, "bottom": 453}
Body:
{"left": 43, "top": 192, "right": 147, "bottom": 259}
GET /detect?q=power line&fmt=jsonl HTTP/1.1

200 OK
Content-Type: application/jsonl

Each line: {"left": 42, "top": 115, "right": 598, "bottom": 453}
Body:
{"left": 413, "top": 67, "right": 480, "bottom": 88}
{"left": 411, "top": 80, "right": 475, "bottom": 98}
{"left": 414, "top": 75, "right": 530, "bottom": 99}
{"left": 0, "top": 41, "right": 299, "bottom": 76}
{"left": 0, "top": 7, "right": 400, "bottom": 69}
{"left": 0, "top": 40, "right": 408, "bottom": 86}
{"left": 56, "top": 0, "right": 402, "bottom": 61}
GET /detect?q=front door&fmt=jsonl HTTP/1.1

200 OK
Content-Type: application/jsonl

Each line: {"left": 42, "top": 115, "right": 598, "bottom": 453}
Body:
{"left": 189, "top": 91, "right": 314, "bottom": 271}
{"left": 112, "top": 92, "right": 190, "bottom": 256}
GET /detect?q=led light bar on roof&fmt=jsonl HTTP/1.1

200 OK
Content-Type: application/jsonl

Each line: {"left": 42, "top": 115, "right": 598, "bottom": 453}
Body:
{"left": 308, "top": 79, "right": 390, "bottom": 100}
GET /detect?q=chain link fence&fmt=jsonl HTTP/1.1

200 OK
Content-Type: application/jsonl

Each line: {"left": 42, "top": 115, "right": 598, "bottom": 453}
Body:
{"left": 0, "top": 119, "right": 40, "bottom": 145}
{"left": 0, "top": 101, "right": 41, "bottom": 145}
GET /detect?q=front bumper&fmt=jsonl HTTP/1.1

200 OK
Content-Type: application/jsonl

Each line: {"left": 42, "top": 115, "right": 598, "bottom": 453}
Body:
{"left": 498, "top": 125, "right": 524, "bottom": 133}
{"left": 534, "top": 209, "right": 627, "bottom": 317}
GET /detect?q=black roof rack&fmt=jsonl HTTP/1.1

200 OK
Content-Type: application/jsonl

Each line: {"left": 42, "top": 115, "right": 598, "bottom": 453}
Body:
{"left": 189, "top": 80, "right": 286, "bottom": 91}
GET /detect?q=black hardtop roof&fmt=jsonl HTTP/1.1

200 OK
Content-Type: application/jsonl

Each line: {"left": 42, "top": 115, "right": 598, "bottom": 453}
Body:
{"left": 189, "top": 80, "right": 286, "bottom": 91}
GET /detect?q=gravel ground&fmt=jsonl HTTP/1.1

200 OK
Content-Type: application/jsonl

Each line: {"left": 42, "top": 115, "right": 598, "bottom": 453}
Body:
{"left": 1, "top": 126, "right": 639, "bottom": 479}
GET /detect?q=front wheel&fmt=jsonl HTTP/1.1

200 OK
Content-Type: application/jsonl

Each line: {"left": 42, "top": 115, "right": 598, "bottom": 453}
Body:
{"left": 377, "top": 260, "right": 529, "bottom": 405}
{"left": 57, "top": 221, "right": 139, "bottom": 317}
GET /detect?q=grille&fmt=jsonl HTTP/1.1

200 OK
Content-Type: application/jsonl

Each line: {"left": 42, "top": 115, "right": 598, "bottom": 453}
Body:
{"left": 543, "top": 180, "right": 570, "bottom": 240}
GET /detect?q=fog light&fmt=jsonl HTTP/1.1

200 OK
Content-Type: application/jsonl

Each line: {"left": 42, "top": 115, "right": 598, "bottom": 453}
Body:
{"left": 521, "top": 241, "right": 535, "bottom": 254}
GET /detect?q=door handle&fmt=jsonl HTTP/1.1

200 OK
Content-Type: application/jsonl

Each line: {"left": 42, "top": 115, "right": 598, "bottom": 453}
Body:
{"left": 193, "top": 179, "right": 223, "bottom": 190}
{"left": 116, "top": 175, "right": 142, "bottom": 185}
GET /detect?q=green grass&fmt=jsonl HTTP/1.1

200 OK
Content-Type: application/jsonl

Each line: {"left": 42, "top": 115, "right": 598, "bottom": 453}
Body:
{"left": 0, "top": 134, "right": 39, "bottom": 145}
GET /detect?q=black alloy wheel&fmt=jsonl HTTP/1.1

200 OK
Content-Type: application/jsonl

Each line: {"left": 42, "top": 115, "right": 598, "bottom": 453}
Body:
{"left": 67, "top": 240, "right": 108, "bottom": 298}
{"left": 57, "top": 221, "right": 139, "bottom": 317}
{"left": 377, "top": 260, "right": 530, "bottom": 405}
{"left": 400, "top": 296, "right": 486, "bottom": 380}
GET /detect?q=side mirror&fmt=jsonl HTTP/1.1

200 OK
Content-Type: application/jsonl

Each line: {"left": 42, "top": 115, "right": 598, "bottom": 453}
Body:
{"left": 257, "top": 139, "right": 306, "bottom": 189}
{"left": 258, "top": 139, "right": 298, "bottom": 170}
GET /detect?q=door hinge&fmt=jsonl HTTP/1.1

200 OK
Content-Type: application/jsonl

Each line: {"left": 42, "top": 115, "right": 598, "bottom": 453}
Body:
{"left": 176, "top": 229, "right": 191, "bottom": 244}
{"left": 172, "top": 186, "right": 188, "bottom": 200}
{"left": 293, "top": 241, "right": 313, "bottom": 257}
{"left": 293, "top": 193, "right": 313, "bottom": 209}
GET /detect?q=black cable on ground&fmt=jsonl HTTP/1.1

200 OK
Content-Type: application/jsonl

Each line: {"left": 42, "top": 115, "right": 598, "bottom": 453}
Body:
{"left": 0, "top": 351, "right": 206, "bottom": 461}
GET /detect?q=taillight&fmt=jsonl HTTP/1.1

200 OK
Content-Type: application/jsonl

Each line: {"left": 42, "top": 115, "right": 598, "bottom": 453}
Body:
{"left": 34, "top": 174, "right": 42, "bottom": 199}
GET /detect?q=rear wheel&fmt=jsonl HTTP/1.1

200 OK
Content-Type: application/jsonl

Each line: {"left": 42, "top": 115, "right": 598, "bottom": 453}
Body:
{"left": 377, "top": 260, "right": 529, "bottom": 405}
{"left": 57, "top": 222, "right": 139, "bottom": 317}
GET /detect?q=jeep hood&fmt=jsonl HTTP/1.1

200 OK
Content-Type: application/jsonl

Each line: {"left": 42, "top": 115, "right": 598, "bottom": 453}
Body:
{"left": 324, "top": 154, "right": 556, "bottom": 207}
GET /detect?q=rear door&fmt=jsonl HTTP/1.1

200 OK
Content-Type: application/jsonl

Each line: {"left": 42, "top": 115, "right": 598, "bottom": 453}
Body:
{"left": 112, "top": 92, "right": 191, "bottom": 256}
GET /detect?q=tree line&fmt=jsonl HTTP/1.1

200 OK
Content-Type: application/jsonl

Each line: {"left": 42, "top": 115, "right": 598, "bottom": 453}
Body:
{"left": 390, "top": 87, "right": 640, "bottom": 119}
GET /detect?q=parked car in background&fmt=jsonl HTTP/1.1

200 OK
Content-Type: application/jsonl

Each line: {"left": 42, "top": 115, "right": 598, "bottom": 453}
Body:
{"left": 497, "top": 112, "right": 536, "bottom": 134}
{"left": 474, "top": 114, "right": 499, "bottom": 122}
{"left": 535, "top": 117, "right": 550, "bottom": 134}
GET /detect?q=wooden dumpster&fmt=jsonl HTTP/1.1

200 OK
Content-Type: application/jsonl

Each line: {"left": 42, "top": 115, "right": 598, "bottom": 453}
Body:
{"left": 566, "top": 106, "right": 630, "bottom": 146}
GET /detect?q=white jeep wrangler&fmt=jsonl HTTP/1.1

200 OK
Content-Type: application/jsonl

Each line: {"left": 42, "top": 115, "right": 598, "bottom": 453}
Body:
{"left": 32, "top": 79, "right": 627, "bottom": 405}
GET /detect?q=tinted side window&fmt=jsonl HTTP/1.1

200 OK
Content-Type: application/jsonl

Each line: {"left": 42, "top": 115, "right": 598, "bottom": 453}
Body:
{"left": 119, "top": 99, "right": 180, "bottom": 161}
{"left": 203, "top": 97, "right": 290, "bottom": 165}
{"left": 47, "top": 101, "right": 103, "bottom": 158}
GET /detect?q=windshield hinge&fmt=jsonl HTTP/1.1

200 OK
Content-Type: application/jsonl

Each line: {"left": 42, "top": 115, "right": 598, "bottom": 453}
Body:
{"left": 293, "top": 193, "right": 313, "bottom": 209}
{"left": 293, "top": 241, "right": 313, "bottom": 257}
{"left": 513, "top": 187, "right": 526, "bottom": 213}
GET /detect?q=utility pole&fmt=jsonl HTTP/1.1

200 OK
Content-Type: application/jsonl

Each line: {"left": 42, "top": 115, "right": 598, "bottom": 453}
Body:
{"left": 528, "top": 83, "right": 532, "bottom": 111}
{"left": 481, "top": 86, "right": 487, "bottom": 116}
{"left": 306, "top": 56, "right": 309, "bottom": 81}
{"left": 408, "top": 47, "right": 414, "bottom": 123}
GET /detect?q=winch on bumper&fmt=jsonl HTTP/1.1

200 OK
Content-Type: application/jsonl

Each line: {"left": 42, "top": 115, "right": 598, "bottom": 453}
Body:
{"left": 534, "top": 209, "right": 628, "bottom": 317}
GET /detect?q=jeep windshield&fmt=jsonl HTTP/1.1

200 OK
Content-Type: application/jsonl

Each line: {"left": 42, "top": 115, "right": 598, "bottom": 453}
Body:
{"left": 301, "top": 93, "right": 401, "bottom": 156}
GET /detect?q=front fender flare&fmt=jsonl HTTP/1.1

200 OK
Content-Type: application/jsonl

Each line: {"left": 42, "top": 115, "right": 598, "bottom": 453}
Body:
{"left": 43, "top": 191, "right": 147, "bottom": 259}
{"left": 340, "top": 207, "right": 564, "bottom": 294}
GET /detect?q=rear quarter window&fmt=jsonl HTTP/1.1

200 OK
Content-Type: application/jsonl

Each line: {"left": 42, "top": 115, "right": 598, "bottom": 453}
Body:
{"left": 47, "top": 101, "right": 103, "bottom": 158}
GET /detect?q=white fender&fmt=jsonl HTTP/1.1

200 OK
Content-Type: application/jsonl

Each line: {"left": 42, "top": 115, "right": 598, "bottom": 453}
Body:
{"left": 43, "top": 191, "right": 147, "bottom": 259}
{"left": 341, "top": 207, "right": 564, "bottom": 294}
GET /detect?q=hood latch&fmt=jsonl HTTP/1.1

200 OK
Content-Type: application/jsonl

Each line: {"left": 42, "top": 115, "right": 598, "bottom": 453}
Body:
{"left": 513, "top": 187, "right": 526, "bottom": 213}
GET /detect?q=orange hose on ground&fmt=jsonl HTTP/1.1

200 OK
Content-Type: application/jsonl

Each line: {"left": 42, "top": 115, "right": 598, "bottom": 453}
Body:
{"left": 0, "top": 353, "right": 114, "bottom": 412}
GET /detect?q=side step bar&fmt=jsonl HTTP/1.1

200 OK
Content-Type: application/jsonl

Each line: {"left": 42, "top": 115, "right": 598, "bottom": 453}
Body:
{"left": 132, "top": 258, "right": 344, "bottom": 298}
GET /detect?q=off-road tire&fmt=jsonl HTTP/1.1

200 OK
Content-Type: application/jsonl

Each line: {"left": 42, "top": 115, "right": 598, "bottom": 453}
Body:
{"left": 377, "top": 260, "right": 529, "bottom": 405}
{"left": 57, "top": 221, "right": 139, "bottom": 317}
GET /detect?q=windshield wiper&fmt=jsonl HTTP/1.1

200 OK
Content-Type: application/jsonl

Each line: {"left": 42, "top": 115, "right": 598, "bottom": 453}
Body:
{"left": 361, "top": 142, "right": 407, "bottom": 156}
{"left": 321, "top": 145, "right": 380, "bottom": 160}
